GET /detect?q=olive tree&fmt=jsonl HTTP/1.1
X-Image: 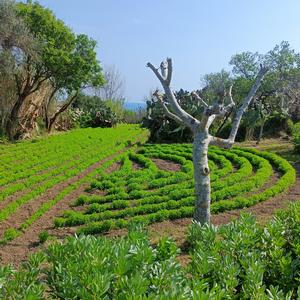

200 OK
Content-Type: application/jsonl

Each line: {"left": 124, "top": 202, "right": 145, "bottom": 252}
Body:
{"left": 147, "top": 58, "right": 268, "bottom": 224}
{"left": 230, "top": 42, "right": 300, "bottom": 142}
{"left": 3, "top": 1, "right": 104, "bottom": 139}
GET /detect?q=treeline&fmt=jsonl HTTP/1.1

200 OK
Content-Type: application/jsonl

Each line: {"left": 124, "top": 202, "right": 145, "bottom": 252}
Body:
{"left": 143, "top": 42, "right": 300, "bottom": 143}
{"left": 0, "top": 0, "right": 144, "bottom": 141}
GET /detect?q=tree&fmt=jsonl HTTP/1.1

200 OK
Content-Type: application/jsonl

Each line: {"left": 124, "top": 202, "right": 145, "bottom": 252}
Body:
{"left": 44, "top": 33, "right": 104, "bottom": 132}
{"left": 95, "top": 65, "right": 125, "bottom": 101}
{"left": 147, "top": 58, "right": 268, "bottom": 224}
{"left": 230, "top": 42, "right": 300, "bottom": 143}
{"left": 93, "top": 65, "right": 126, "bottom": 122}
{"left": 0, "top": 0, "right": 39, "bottom": 137}
{"left": 3, "top": 1, "right": 104, "bottom": 139}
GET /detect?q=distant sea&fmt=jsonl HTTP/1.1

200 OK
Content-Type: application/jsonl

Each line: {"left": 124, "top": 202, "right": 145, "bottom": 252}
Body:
{"left": 124, "top": 102, "right": 146, "bottom": 111}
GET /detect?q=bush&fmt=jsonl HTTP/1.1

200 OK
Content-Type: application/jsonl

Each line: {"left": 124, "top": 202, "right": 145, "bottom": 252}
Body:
{"left": 2, "top": 203, "right": 300, "bottom": 298}
{"left": 292, "top": 122, "right": 300, "bottom": 153}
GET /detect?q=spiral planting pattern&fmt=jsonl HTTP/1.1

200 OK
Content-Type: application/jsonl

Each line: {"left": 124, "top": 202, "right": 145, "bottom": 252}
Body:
{"left": 55, "top": 144, "right": 296, "bottom": 234}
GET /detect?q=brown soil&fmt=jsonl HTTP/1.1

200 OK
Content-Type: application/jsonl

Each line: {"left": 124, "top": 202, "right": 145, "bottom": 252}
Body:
{"left": 151, "top": 158, "right": 181, "bottom": 172}
{"left": 132, "top": 161, "right": 144, "bottom": 170}
{"left": 106, "top": 161, "right": 121, "bottom": 173}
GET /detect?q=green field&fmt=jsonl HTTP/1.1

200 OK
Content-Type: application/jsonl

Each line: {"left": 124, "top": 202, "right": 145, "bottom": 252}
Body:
{"left": 54, "top": 143, "right": 295, "bottom": 235}
{"left": 0, "top": 125, "right": 147, "bottom": 242}
{"left": 0, "top": 128, "right": 299, "bottom": 299}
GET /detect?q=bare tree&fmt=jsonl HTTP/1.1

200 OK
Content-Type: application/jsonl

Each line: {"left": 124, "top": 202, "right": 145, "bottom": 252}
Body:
{"left": 147, "top": 58, "right": 268, "bottom": 225}
{"left": 95, "top": 65, "right": 125, "bottom": 101}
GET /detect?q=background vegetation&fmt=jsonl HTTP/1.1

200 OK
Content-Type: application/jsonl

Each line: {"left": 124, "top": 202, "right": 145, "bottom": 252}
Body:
{"left": 143, "top": 42, "right": 300, "bottom": 144}
{"left": 0, "top": 0, "right": 145, "bottom": 141}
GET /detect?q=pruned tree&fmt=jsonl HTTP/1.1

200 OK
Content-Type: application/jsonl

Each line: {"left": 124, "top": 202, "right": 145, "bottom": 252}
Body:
{"left": 147, "top": 58, "right": 268, "bottom": 224}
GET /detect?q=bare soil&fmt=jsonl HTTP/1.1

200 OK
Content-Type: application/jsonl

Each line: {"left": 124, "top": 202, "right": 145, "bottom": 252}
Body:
{"left": 151, "top": 158, "right": 181, "bottom": 172}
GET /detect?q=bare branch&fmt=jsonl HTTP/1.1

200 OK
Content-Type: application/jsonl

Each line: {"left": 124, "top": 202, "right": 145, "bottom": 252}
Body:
{"left": 192, "top": 91, "right": 208, "bottom": 107}
{"left": 228, "top": 85, "right": 235, "bottom": 106}
{"left": 153, "top": 90, "right": 185, "bottom": 125}
{"left": 229, "top": 65, "right": 268, "bottom": 142}
{"left": 147, "top": 58, "right": 200, "bottom": 131}
{"left": 160, "top": 61, "right": 167, "bottom": 79}
{"left": 147, "top": 62, "right": 165, "bottom": 85}
{"left": 166, "top": 57, "right": 172, "bottom": 84}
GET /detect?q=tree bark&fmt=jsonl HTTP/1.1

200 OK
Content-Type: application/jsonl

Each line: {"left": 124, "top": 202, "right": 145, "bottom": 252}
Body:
{"left": 256, "top": 119, "right": 265, "bottom": 144}
{"left": 193, "top": 131, "right": 211, "bottom": 224}
{"left": 47, "top": 92, "right": 78, "bottom": 133}
{"left": 44, "top": 88, "right": 58, "bottom": 131}
{"left": 5, "top": 94, "right": 26, "bottom": 141}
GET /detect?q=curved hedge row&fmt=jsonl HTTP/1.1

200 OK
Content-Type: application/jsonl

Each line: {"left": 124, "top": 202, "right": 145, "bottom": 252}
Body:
{"left": 55, "top": 144, "right": 296, "bottom": 234}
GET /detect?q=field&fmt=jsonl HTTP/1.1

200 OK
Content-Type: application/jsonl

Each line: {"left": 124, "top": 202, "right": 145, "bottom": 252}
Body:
{"left": 0, "top": 128, "right": 299, "bottom": 267}
{"left": 0, "top": 128, "right": 300, "bottom": 298}
{"left": 54, "top": 143, "right": 295, "bottom": 235}
{"left": 0, "top": 125, "right": 147, "bottom": 263}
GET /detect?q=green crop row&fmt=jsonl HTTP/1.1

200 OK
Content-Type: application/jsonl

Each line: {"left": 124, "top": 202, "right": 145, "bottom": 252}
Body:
{"left": 0, "top": 126, "right": 147, "bottom": 242}
{"left": 56, "top": 144, "right": 295, "bottom": 234}
{"left": 0, "top": 125, "right": 142, "bottom": 197}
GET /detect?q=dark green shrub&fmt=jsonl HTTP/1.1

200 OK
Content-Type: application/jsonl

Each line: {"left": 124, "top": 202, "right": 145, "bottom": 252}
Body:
{"left": 292, "top": 122, "right": 300, "bottom": 153}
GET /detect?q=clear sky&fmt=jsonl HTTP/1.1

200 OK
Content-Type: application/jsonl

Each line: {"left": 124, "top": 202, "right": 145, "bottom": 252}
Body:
{"left": 33, "top": 0, "right": 300, "bottom": 103}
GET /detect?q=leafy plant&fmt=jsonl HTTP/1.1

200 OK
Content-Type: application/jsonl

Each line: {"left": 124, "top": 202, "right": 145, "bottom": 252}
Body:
{"left": 292, "top": 122, "right": 300, "bottom": 153}
{"left": 38, "top": 230, "right": 49, "bottom": 244}
{"left": 2, "top": 203, "right": 300, "bottom": 298}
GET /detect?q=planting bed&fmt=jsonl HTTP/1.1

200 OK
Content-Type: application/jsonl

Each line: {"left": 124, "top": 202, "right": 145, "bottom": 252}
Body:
{"left": 0, "top": 125, "right": 147, "bottom": 243}
{"left": 55, "top": 143, "right": 296, "bottom": 235}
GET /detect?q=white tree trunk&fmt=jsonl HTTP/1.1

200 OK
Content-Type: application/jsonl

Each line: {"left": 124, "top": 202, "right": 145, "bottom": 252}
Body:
{"left": 193, "top": 131, "right": 211, "bottom": 224}
{"left": 147, "top": 58, "right": 268, "bottom": 225}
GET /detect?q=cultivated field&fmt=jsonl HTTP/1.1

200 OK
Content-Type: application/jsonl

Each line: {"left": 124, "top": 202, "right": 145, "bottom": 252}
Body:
{"left": 55, "top": 143, "right": 295, "bottom": 235}
{"left": 0, "top": 125, "right": 147, "bottom": 263}
{"left": 0, "top": 129, "right": 299, "bottom": 266}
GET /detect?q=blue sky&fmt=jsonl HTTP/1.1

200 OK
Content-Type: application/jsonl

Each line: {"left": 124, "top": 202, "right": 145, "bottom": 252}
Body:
{"left": 34, "top": 0, "right": 300, "bottom": 102}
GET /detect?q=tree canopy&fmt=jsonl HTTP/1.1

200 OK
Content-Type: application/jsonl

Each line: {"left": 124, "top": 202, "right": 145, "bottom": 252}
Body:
{"left": 1, "top": 0, "right": 105, "bottom": 139}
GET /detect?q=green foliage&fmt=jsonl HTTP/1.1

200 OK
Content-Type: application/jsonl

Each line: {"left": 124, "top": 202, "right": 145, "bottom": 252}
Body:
{"left": 2, "top": 203, "right": 300, "bottom": 298}
{"left": 188, "top": 206, "right": 300, "bottom": 298}
{"left": 16, "top": 2, "right": 104, "bottom": 92}
{"left": 142, "top": 89, "right": 199, "bottom": 142}
{"left": 3, "top": 227, "right": 18, "bottom": 242}
{"left": 0, "top": 252, "right": 45, "bottom": 299}
{"left": 292, "top": 122, "right": 300, "bottom": 153}
{"left": 38, "top": 230, "right": 49, "bottom": 244}
{"left": 286, "top": 118, "right": 294, "bottom": 135}
{"left": 0, "top": 125, "right": 147, "bottom": 242}
{"left": 56, "top": 144, "right": 295, "bottom": 235}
